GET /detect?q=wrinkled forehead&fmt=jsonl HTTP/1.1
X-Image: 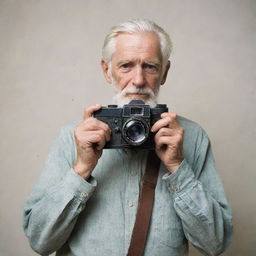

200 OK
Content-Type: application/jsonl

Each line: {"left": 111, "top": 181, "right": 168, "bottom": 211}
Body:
{"left": 113, "top": 32, "right": 162, "bottom": 62}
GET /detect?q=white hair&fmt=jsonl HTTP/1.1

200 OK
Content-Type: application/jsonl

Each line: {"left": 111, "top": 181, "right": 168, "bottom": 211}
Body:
{"left": 102, "top": 19, "right": 173, "bottom": 68}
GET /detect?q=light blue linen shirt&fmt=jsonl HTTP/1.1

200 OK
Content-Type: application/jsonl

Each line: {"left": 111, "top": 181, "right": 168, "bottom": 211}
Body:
{"left": 23, "top": 116, "right": 232, "bottom": 256}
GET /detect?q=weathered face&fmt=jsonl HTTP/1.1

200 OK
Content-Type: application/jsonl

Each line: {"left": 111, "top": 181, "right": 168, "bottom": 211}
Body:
{"left": 101, "top": 32, "right": 170, "bottom": 106}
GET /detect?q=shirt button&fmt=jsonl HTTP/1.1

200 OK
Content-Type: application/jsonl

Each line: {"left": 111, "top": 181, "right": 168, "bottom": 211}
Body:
{"left": 170, "top": 184, "right": 180, "bottom": 191}
{"left": 128, "top": 201, "right": 134, "bottom": 207}
{"left": 131, "top": 170, "right": 137, "bottom": 176}
{"left": 80, "top": 192, "right": 89, "bottom": 198}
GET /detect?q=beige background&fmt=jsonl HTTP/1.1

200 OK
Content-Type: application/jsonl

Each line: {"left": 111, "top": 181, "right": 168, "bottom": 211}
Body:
{"left": 0, "top": 0, "right": 255, "bottom": 255}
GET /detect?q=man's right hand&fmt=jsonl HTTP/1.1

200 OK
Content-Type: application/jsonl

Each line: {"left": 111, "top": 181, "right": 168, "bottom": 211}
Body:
{"left": 73, "top": 104, "right": 111, "bottom": 180}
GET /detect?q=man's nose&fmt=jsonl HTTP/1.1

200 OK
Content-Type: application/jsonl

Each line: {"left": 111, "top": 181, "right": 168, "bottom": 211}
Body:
{"left": 132, "top": 67, "right": 145, "bottom": 87}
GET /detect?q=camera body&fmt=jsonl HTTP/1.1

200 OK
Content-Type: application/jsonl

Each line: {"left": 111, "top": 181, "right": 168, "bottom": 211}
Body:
{"left": 93, "top": 100, "right": 168, "bottom": 149}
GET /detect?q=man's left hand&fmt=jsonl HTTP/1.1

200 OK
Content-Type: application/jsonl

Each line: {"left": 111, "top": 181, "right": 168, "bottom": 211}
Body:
{"left": 151, "top": 112, "right": 184, "bottom": 173}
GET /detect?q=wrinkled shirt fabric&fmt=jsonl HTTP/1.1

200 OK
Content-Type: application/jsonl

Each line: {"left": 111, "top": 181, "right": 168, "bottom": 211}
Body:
{"left": 23, "top": 116, "right": 232, "bottom": 256}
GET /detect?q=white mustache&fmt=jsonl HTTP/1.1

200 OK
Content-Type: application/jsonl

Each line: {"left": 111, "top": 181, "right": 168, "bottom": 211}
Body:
{"left": 113, "top": 85, "right": 158, "bottom": 107}
{"left": 120, "top": 86, "right": 155, "bottom": 97}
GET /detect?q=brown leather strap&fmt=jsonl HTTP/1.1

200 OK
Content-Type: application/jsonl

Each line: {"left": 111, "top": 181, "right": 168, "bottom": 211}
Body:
{"left": 127, "top": 150, "right": 161, "bottom": 256}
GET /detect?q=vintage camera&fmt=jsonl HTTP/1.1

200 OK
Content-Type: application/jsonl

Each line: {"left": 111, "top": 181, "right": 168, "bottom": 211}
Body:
{"left": 93, "top": 100, "right": 168, "bottom": 149}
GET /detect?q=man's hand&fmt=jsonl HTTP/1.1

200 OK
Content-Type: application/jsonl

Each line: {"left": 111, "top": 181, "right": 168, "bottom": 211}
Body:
{"left": 151, "top": 112, "right": 184, "bottom": 173}
{"left": 73, "top": 104, "right": 111, "bottom": 179}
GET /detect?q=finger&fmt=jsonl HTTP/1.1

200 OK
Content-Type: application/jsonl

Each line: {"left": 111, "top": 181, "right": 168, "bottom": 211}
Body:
{"left": 151, "top": 113, "right": 180, "bottom": 132}
{"left": 95, "top": 128, "right": 111, "bottom": 144}
{"left": 82, "top": 117, "right": 110, "bottom": 133}
{"left": 156, "top": 127, "right": 184, "bottom": 137}
{"left": 154, "top": 128, "right": 175, "bottom": 142}
{"left": 76, "top": 119, "right": 111, "bottom": 145}
{"left": 105, "top": 126, "right": 111, "bottom": 141}
{"left": 79, "top": 131, "right": 107, "bottom": 149}
{"left": 90, "top": 130, "right": 108, "bottom": 150}
{"left": 161, "top": 112, "right": 179, "bottom": 126}
{"left": 155, "top": 136, "right": 180, "bottom": 150}
{"left": 86, "top": 118, "right": 111, "bottom": 141}
{"left": 156, "top": 127, "right": 175, "bottom": 136}
{"left": 151, "top": 117, "right": 171, "bottom": 132}
{"left": 161, "top": 112, "right": 177, "bottom": 119}
{"left": 84, "top": 104, "right": 102, "bottom": 119}
{"left": 96, "top": 139, "right": 106, "bottom": 150}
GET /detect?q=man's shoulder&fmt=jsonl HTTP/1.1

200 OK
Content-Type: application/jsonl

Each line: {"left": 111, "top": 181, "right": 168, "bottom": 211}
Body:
{"left": 178, "top": 115, "right": 202, "bottom": 130}
{"left": 61, "top": 120, "right": 81, "bottom": 132}
{"left": 177, "top": 115, "right": 208, "bottom": 139}
{"left": 54, "top": 120, "right": 81, "bottom": 142}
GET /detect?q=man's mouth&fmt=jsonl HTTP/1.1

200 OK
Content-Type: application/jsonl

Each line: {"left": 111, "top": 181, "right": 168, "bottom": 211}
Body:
{"left": 126, "top": 93, "right": 149, "bottom": 97}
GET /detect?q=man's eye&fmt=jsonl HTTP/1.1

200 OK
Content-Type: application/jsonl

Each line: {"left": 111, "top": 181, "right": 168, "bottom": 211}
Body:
{"left": 143, "top": 64, "right": 158, "bottom": 73}
{"left": 119, "top": 63, "right": 132, "bottom": 72}
{"left": 120, "top": 63, "right": 130, "bottom": 69}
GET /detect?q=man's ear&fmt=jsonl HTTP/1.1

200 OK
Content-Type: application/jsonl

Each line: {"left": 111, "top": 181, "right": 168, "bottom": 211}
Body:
{"left": 101, "top": 59, "right": 112, "bottom": 84}
{"left": 160, "top": 60, "right": 171, "bottom": 85}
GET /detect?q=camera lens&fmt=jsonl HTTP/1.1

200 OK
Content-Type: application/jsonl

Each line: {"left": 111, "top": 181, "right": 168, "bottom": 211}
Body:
{"left": 126, "top": 121, "right": 145, "bottom": 142}
{"left": 122, "top": 118, "right": 149, "bottom": 146}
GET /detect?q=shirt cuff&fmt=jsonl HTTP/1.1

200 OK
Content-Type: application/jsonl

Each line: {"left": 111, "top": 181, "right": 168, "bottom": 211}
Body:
{"left": 60, "top": 168, "right": 97, "bottom": 203}
{"left": 162, "top": 159, "right": 196, "bottom": 194}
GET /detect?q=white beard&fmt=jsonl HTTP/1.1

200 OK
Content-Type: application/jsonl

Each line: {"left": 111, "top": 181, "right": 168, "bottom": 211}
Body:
{"left": 112, "top": 85, "right": 159, "bottom": 107}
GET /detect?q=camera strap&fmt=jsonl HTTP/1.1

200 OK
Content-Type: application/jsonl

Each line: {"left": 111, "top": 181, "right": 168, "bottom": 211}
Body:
{"left": 127, "top": 150, "right": 161, "bottom": 256}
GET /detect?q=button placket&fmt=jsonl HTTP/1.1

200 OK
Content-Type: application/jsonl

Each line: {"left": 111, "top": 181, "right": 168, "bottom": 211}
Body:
{"left": 131, "top": 170, "right": 137, "bottom": 176}
{"left": 128, "top": 200, "right": 134, "bottom": 207}
{"left": 124, "top": 150, "right": 145, "bottom": 251}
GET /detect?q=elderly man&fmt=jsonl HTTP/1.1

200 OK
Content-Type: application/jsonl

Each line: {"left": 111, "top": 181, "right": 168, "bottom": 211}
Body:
{"left": 23, "top": 19, "right": 232, "bottom": 256}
